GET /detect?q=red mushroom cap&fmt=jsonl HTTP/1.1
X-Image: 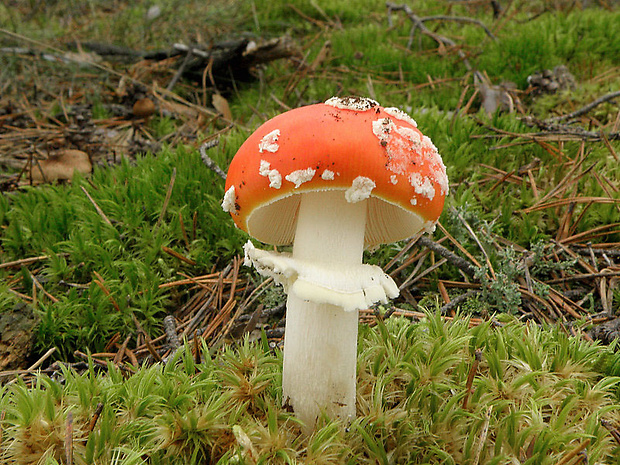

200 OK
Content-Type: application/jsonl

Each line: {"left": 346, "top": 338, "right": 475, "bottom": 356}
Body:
{"left": 223, "top": 97, "right": 448, "bottom": 247}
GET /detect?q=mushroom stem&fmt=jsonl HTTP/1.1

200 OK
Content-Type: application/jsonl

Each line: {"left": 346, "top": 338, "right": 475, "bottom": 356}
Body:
{"left": 282, "top": 190, "right": 367, "bottom": 431}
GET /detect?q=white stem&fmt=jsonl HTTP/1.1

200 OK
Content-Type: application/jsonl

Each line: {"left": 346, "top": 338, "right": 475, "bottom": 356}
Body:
{"left": 282, "top": 190, "right": 366, "bottom": 431}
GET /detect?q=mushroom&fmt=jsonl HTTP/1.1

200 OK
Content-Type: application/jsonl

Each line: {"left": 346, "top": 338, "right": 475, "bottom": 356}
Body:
{"left": 222, "top": 96, "right": 448, "bottom": 431}
{"left": 132, "top": 97, "right": 156, "bottom": 120}
{"left": 29, "top": 149, "right": 92, "bottom": 184}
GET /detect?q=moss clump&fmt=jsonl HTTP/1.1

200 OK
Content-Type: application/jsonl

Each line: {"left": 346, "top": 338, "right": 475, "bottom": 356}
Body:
{"left": 2, "top": 313, "right": 619, "bottom": 464}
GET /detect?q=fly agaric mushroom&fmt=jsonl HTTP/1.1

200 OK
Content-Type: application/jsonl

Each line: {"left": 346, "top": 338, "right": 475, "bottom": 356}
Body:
{"left": 222, "top": 96, "right": 448, "bottom": 431}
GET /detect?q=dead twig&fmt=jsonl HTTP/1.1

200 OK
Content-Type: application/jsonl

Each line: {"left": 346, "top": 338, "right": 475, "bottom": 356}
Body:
{"left": 0, "top": 254, "right": 66, "bottom": 270}
{"left": 132, "top": 314, "right": 163, "bottom": 363}
{"left": 521, "top": 115, "right": 620, "bottom": 141}
{"left": 0, "top": 410, "right": 4, "bottom": 452}
{"left": 113, "top": 335, "right": 131, "bottom": 366}
{"left": 462, "top": 349, "right": 482, "bottom": 410}
{"left": 88, "top": 403, "right": 104, "bottom": 433}
{"left": 418, "top": 15, "right": 496, "bottom": 40}
{"left": 601, "top": 419, "right": 620, "bottom": 445}
{"left": 477, "top": 116, "right": 620, "bottom": 142}
{"left": 555, "top": 439, "right": 590, "bottom": 465}
{"left": 437, "top": 222, "right": 485, "bottom": 270}
{"left": 166, "top": 48, "right": 193, "bottom": 92}
{"left": 200, "top": 139, "right": 227, "bottom": 180}
{"left": 547, "top": 90, "right": 620, "bottom": 123}
{"left": 80, "top": 186, "right": 114, "bottom": 228}
{"left": 471, "top": 406, "right": 492, "bottom": 465}
{"left": 28, "top": 270, "right": 59, "bottom": 303}
{"left": 0, "top": 347, "right": 57, "bottom": 380}
{"left": 400, "top": 258, "right": 448, "bottom": 290}
{"left": 93, "top": 271, "right": 122, "bottom": 312}
{"left": 440, "top": 289, "right": 481, "bottom": 314}
{"left": 545, "top": 270, "right": 620, "bottom": 284}
{"left": 164, "top": 315, "right": 181, "bottom": 350}
{"left": 363, "top": 307, "right": 487, "bottom": 327}
{"left": 161, "top": 246, "right": 196, "bottom": 266}
{"left": 386, "top": 2, "right": 482, "bottom": 71}
{"left": 451, "top": 207, "right": 495, "bottom": 279}
{"left": 155, "top": 167, "right": 177, "bottom": 229}
{"left": 65, "top": 411, "right": 73, "bottom": 465}
{"left": 418, "top": 236, "right": 479, "bottom": 278}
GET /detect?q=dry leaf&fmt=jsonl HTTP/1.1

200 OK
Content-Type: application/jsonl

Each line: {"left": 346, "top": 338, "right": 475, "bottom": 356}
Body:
{"left": 212, "top": 93, "right": 233, "bottom": 121}
{"left": 29, "top": 150, "right": 92, "bottom": 184}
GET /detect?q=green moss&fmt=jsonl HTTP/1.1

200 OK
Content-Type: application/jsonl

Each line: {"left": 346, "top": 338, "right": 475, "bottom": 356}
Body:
{"left": 0, "top": 146, "right": 246, "bottom": 357}
{"left": 1, "top": 2, "right": 620, "bottom": 460}
{"left": 2, "top": 314, "right": 620, "bottom": 463}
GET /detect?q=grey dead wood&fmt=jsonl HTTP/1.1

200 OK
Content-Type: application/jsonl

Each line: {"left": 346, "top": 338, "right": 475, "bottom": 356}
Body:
{"left": 200, "top": 139, "right": 227, "bottom": 180}
{"left": 416, "top": 236, "right": 479, "bottom": 278}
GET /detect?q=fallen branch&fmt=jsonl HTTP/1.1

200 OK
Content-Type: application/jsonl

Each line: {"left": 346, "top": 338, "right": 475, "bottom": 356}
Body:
{"left": 80, "top": 186, "right": 115, "bottom": 228}
{"left": 385, "top": 3, "right": 510, "bottom": 116}
{"left": 440, "top": 289, "right": 481, "bottom": 314}
{"left": 164, "top": 315, "right": 181, "bottom": 350}
{"left": 386, "top": 2, "right": 494, "bottom": 71}
{"left": 418, "top": 236, "right": 478, "bottom": 278}
{"left": 519, "top": 90, "right": 620, "bottom": 141}
{"left": 547, "top": 90, "right": 620, "bottom": 123}
{"left": 416, "top": 15, "right": 496, "bottom": 40}
{"left": 0, "top": 254, "right": 60, "bottom": 270}
{"left": 166, "top": 36, "right": 300, "bottom": 86}
{"left": 200, "top": 139, "right": 227, "bottom": 180}
{"left": 521, "top": 116, "right": 620, "bottom": 141}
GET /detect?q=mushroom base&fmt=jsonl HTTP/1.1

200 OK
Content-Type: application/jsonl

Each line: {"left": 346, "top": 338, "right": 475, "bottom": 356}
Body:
{"left": 282, "top": 293, "right": 359, "bottom": 430}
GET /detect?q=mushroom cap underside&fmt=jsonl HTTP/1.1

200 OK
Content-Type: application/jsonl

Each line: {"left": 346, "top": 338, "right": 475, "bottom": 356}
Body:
{"left": 224, "top": 98, "right": 448, "bottom": 246}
